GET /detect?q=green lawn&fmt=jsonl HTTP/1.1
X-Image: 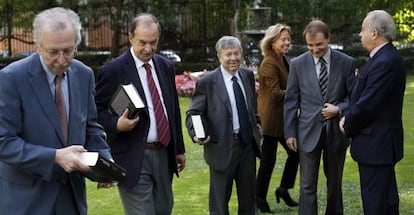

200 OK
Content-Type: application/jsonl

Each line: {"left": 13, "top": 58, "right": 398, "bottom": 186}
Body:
{"left": 86, "top": 75, "right": 414, "bottom": 215}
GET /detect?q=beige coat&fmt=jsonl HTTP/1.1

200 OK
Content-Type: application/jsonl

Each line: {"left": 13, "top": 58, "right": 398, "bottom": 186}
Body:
{"left": 257, "top": 53, "right": 289, "bottom": 137}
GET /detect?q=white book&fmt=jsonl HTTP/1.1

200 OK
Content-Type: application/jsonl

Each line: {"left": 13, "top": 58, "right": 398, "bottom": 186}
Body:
{"left": 191, "top": 115, "right": 205, "bottom": 139}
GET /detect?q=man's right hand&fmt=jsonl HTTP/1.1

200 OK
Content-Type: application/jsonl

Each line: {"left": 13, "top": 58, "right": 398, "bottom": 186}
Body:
{"left": 116, "top": 108, "right": 139, "bottom": 132}
{"left": 193, "top": 136, "right": 210, "bottom": 145}
{"left": 55, "top": 145, "right": 89, "bottom": 172}
{"left": 286, "top": 137, "right": 298, "bottom": 152}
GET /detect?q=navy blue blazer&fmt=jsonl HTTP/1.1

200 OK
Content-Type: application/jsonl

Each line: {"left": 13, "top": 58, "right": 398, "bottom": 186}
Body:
{"left": 95, "top": 50, "right": 185, "bottom": 188}
{"left": 344, "top": 43, "right": 406, "bottom": 165}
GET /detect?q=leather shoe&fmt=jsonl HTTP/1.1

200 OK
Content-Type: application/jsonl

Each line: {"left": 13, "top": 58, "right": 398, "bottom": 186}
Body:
{"left": 256, "top": 198, "right": 271, "bottom": 213}
{"left": 275, "top": 187, "right": 298, "bottom": 207}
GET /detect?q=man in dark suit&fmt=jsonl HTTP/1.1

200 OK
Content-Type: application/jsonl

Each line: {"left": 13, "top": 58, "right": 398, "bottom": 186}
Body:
{"left": 0, "top": 7, "right": 112, "bottom": 215}
{"left": 284, "top": 20, "right": 354, "bottom": 215}
{"left": 95, "top": 13, "right": 186, "bottom": 215}
{"left": 340, "top": 10, "right": 405, "bottom": 215}
{"left": 186, "top": 36, "right": 262, "bottom": 215}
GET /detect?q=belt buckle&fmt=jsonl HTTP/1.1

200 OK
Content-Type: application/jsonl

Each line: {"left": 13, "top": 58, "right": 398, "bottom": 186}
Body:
{"left": 145, "top": 142, "right": 162, "bottom": 150}
{"left": 233, "top": 133, "right": 240, "bottom": 141}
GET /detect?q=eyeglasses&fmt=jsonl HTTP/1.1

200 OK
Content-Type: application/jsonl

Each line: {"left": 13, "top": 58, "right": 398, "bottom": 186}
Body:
{"left": 41, "top": 46, "right": 77, "bottom": 59}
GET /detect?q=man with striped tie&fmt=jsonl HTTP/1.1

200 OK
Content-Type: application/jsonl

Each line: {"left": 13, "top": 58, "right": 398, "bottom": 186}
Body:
{"left": 95, "top": 13, "right": 186, "bottom": 215}
{"left": 284, "top": 20, "right": 355, "bottom": 215}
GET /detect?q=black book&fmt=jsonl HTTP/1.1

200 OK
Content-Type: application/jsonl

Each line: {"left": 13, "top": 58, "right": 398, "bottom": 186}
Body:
{"left": 110, "top": 84, "right": 145, "bottom": 119}
{"left": 78, "top": 152, "right": 127, "bottom": 183}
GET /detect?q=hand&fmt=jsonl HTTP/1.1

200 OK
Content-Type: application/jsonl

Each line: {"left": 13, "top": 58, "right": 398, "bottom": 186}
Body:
{"left": 55, "top": 145, "right": 90, "bottom": 172}
{"left": 176, "top": 154, "right": 186, "bottom": 172}
{"left": 339, "top": 116, "right": 346, "bottom": 134}
{"left": 116, "top": 108, "right": 139, "bottom": 132}
{"left": 286, "top": 137, "right": 297, "bottom": 152}
{"left": 97, "top": 182, "right": 117, "bottom": 189}
{"left": 193, "top": 136, "right": 211, "bottom": 145}
{"left": 322, "top": 103, "right": 340, "bottom": 120}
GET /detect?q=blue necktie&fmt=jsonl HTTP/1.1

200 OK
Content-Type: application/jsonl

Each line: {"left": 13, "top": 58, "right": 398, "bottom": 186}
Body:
{"left": 232, "top": 76, "right": 253, "bottom": 144}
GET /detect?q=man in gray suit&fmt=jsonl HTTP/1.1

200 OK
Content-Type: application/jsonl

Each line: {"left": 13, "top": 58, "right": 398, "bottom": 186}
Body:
{"left": 186, "top": 36, "right": 262, "bottom": 215}
{"left": 284, "top": 20, "right": 354, "bottom": 215}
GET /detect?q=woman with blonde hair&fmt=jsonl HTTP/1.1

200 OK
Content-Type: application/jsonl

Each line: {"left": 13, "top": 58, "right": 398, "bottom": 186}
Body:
{"left": 256, "top": 23, "right": 299, "bottom": 212}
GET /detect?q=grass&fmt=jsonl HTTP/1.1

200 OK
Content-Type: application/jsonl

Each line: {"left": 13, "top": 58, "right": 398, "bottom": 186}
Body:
{"left": 86, "top": 75, "right": 414, "bottom": 215}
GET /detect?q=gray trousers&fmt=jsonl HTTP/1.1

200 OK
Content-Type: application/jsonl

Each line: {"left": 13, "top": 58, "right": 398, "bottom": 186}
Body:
{"left": 208, "top": 141, "right": 257, "bottom": 215}
{"left": 298, "top": 129, "right": 346, "bottom": 215}
{"left": 118, "top": 147, "right": 173, "bottom": 215}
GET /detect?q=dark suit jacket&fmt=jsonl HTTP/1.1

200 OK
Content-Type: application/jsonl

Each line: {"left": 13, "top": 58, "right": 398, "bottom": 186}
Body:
{"left": 344, "top": 43, "right": 405, "bottom": 165}
{"left": 284, "top": 49, "right": 354, "bottom": 153}
{"left": 95, "top": 50, "right": 185, "bottom": 188}
{"left": 257, "top": 53, "right": 289, "bottom": 137}
{"left": 0, "top": 53, "right": 111, "bottom": 215}
{"left": 186, "top": 67, "right": 262, "bottom": 172}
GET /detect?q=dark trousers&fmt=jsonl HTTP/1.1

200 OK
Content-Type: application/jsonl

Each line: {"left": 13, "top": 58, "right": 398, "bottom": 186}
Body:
{"left": 256, "top": 135, "right": 299, "bottom": 200}
{"left": 358, "top": 163, "right": 400, "bottom": 215}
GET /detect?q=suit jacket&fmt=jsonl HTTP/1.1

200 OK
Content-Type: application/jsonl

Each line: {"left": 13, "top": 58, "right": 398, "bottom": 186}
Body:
{"left": 0, "top": 53, "right": 111, "bottom": 215}
{"left": 284, "top": 49, "right": 354, "bottom": 152}
{"left": 186, "top": 67, "right": 262, "bottom": 172}
{"left": 257, "top": 53, "right": 289, "bottom": 137}
{"left": 95, "top": 50, "right": 185, "bottom": 188}
{"left": 344, "top": 43, "right": 405, "bottom": 165}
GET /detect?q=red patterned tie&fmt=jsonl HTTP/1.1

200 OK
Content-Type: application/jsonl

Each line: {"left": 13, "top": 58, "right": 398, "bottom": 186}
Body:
{"left": 144, "top": 63, "right": 170, "bottom": 146}
{"left": 55, "top": 75, "right": 68, "bottom": 145}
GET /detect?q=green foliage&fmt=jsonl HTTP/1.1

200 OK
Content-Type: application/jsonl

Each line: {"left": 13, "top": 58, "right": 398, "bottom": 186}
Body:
{"left": 86, "top": 76, "right": 414, "bottom": 214}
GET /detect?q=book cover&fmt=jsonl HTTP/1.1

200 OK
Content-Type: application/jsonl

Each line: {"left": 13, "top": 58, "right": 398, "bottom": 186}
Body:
{"left": 78, "top": 152, "right": 127, "bottom": 183}
{"left": 110, "top": 84, "right": 145, "bottom": 119}
{"left": 191, "top": 114, "right": 206, "bottom": 139}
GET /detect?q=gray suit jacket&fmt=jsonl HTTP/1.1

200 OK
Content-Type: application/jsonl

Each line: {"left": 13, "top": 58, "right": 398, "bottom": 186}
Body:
{"left": 284, "top": 49, "right": 354, "bottom": 152}
{"left": 186, "top": 67, "right": 261, "bottom": 171}
{"left": 0, "top": 54, "right": 111, "bottom": 215}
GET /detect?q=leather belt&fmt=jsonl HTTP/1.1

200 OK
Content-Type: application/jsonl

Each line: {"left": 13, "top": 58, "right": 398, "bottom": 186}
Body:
{"left": 145, "top": 142, "right": 162, "bottom": 150}
{"left": 233, "top": 133, "right": 240, "bottom": 141}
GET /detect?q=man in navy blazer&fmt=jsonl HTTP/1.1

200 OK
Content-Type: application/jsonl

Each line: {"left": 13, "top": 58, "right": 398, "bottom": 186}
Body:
{"left": 340, "top": 10, "right": 406, "bottom": 215}
{"left": 0, "top": 7, "right": 112, "bottom": 215}
{"left": 95, "top": 13, "right": 185, "bottom": 215}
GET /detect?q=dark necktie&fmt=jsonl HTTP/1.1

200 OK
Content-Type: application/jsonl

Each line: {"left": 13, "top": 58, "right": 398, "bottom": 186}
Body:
{"left": 144, "top": 63, "right": 170, "bottom": 146}
{"left": 231, "top": 76, "right": 253, "bottom": 145}
{"left": 319, "top": 58, "right": 328, "bottom": 99}
{"left": 55, "top": 75, "right": 68, "bottom": 145}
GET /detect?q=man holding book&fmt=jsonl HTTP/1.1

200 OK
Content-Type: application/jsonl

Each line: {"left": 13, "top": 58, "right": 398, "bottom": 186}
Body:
{"left": 0, "top": 7, "right": 112, "bottom": 215}
{"left": 95, "top": 13, "right": 186, "bottom": 215}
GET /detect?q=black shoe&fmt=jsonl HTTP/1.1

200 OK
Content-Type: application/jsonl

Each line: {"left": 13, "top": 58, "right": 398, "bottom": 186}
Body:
{"left": 275, "top": 187, "right": 299, "bottom": 207}
{"left": 256, "top": 198, "right": 272, "bottom": 213}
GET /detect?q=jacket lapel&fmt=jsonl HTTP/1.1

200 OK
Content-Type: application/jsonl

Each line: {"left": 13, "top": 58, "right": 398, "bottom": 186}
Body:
{"left": 212, "top": 68, "right": 232, "bottom": 115}
{"left": 28, "top": 54, "right": 65, "bottom": 145}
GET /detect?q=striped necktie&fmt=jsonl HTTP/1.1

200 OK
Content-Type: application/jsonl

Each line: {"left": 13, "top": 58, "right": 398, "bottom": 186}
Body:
{"left": 319, "top": 58, "right": 328, "bottom": 99}
{"left": 144, "top": 63, "right": 170, "bottom": 146}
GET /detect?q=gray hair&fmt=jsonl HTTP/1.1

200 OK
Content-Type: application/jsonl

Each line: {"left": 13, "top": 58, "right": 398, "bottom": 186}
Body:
{"left": 215, "top": 36, "right": 243, "bottom": 55}
{"left": 365, "top": 10, "right": 396, "bottom": 41}
{"left": 129, "top": 13, "right": 161, "bottom": 37}
{"left": 33, "top": 7, "right": 82, "bottom": 47}
{"left": 260, "top": 23, "right": 291, "bottom": 56}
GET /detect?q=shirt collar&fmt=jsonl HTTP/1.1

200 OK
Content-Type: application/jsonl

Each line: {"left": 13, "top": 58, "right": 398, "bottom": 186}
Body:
{"left": 39, "top": 55, "right": 66, "bottom": 85}
{"left": 130, "top": 47, "right": 154, "bottom": 69}
{"left": 370, "top": 42, "right": 388, "bottom": 58}
{"left": 312, "top": 48, "right": 331, "bottom": 65}
{"left": 220, "top": 65, "right": 240, "bottom": 82}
